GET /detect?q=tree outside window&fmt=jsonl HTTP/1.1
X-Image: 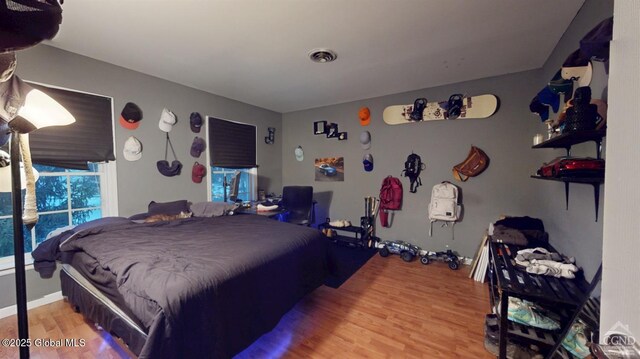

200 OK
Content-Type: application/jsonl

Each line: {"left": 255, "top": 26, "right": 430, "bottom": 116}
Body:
{"left": 0, "top": 163, "right": 102, "bottom": 261}
{"left": 210, "top": 167, "right": 254, "bottom": 202}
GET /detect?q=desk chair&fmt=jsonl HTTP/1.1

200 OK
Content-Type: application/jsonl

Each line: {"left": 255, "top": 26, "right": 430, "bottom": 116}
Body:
{"left": 281, "top": 186, "right": 314, "bottom": 226}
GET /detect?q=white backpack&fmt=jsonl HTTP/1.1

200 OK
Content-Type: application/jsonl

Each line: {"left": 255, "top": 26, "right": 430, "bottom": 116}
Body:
{"left": 428, "top": 181, "right": 461, "bottom": 236}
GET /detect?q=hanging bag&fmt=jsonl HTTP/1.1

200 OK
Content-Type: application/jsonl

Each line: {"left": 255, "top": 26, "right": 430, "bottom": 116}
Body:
{"left": 401, "top": 153, "right": 425, "bottom": 193}
{"left": 157, "top": 133, "right": 182, "bottom": 177}
{"left": 453, "top": 146, "right": 489, "bottom": 182}
{"left": 379, "top": 176, "right": 403, "bottom": 227}
{"left": 428, "top": 181, "right": 461, "bottom": 236}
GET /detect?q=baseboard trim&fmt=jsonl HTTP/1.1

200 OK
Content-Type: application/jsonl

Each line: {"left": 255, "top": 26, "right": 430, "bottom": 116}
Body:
{"left": 0, "top": 291, "right": 63, "bottom": 319}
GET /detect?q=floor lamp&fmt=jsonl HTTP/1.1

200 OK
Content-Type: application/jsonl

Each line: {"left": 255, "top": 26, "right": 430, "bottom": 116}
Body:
{"left": 0, "top": 70, "right": 75, "bottom": 359}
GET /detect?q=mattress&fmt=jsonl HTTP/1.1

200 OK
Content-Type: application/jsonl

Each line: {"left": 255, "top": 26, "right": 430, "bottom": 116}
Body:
{"left": 37, "top": 215, "right": 328, "bottom": 358}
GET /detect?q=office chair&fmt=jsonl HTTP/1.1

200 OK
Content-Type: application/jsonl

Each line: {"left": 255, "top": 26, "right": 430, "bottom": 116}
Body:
{"left": 280, "top": 186, "right": 314, "bottom": 226}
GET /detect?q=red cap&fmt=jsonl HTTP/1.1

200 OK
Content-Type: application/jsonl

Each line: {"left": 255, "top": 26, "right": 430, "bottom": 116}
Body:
{"left": 192, "top": 162, "right": 206, "bottom": 183}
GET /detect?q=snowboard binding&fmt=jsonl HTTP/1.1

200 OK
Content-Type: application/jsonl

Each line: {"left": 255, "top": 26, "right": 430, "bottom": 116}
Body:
{"left": 446, "top": 94, "right": 464, "bottom": 120}
{"left": 409, "top": 98, "right": 428, "bottom": 121}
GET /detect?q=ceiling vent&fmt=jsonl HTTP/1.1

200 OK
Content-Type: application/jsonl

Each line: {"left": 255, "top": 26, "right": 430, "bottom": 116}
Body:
{"left": 308, "top": 49, "right": 337, "bottom": 63}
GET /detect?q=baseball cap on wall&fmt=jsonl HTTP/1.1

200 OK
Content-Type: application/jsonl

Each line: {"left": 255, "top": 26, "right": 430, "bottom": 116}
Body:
{"left": 119, "top": 102, "right": 143, "bottom": 130}
{"left": 190, "top": 137, "right": 206, "bottom": 158}
{"left": 123, "top": 136, "right": 142, "bottom": 161}
{"left": 294, "top": 146, "right": 304, "bottom": 161}
{"left": 359, "top": 107, "right": 371, "bottom": 126}
{"left": 363, "top": 153, "right": 373, "bottom": 172}
{"left": 580, "top": 17, "right": 613, "bottom": 61}
{"left": 529, "top": 96, "right": 549, "bottom": 122}
{"left": 561, "top": 49, "right": 593, "bottom": 87}
{"left": 537, "top": 87, "right": 560, "bottom": 113}
{"left": 190, "top": 112, "right": 202, "bottom": 133}
{"left": 159, "top": 108, "right": 176, "bottom": 132}
{"left": 548, "top": 70, "right": 573, "bottom": 97}
{"left": 192, "top": 162, "right": 206, "bottom": 183}
{"left": 360, "top": 131, "right": 371, "bottom": 149}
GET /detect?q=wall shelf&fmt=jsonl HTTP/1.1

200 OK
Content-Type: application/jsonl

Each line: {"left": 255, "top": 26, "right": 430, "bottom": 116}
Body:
{"left": 532, "top": 130, "right": 606, "bottom": 221}
{"left": 533, "top": 129, "right": 606, "bottom": 159}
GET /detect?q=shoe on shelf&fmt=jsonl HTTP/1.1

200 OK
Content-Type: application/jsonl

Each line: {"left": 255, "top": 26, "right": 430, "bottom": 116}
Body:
{"left": 329, "top": 219, "right": 351, "bottom": 227}
{"left": 507, "top": 297, "right": 560, "bottom": 330}
{"left": 561, "top": 320, "right": 591, "bottom": 359}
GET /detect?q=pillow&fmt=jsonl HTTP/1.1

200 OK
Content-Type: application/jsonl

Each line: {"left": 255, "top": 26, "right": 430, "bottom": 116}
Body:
{"left": 148, "top": 200, "right": 190, "bottom": 215}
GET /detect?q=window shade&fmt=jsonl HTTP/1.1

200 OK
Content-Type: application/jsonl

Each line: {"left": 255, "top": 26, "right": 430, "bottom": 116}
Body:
{"left": 208, "top": 117, "right": 256, "bottom": 168}
{"left": 27, "top": 83, "right": 115, "bottom": 170}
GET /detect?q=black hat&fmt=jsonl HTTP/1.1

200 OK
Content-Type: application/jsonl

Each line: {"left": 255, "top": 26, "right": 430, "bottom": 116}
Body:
{"left": 0, "top": 0, "right": 63, "bottom": 53}
{"left": 580, "top": 17, "right": 613, "bottom": 61}
{"left": 119, "top": 102, "right": 142, "bottom": 130}
{"left": 156, "top": 160, "right": 182, "bottom": 177}
{"left": 529, "top": 96, "right": 549, "bottom": 122}
{"left": 190, "top": 112, "right": 202, "bottom": 133}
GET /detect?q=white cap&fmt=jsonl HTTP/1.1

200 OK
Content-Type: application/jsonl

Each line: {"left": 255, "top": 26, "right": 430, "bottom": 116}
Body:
{"left": 123, "top": 136, "right": 142, "bottom": 161}
{"left": 159, "top": 108, "right": 176, "bottom": 132}
{"left": 0, "top": 150, "right": 39, "bottom": 192}
{"left": 561, "top": 61, "right": 593, "bottom": 88}
{"left": 360, "top": 131, "right": 371, "bottom": 149}
{"left": 294, "top": 146, "right": 304, "bottom": 161}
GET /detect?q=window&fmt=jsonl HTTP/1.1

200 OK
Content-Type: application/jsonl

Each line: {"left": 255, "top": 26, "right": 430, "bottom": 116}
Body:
{"left": 209, "top": 167, "right": 256, "bottom": 202}
{"left": 0, "top": 162, "right": 116, "bottom": 269}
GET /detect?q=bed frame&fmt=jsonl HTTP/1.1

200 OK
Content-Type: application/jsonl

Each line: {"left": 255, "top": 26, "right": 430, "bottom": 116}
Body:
{"left": 60, "top": 264, "right": 147, "bottom": 355}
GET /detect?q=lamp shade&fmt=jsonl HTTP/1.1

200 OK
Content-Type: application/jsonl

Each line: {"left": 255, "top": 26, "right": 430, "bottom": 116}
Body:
{"left": 0, "top": 75, "right": 75, "bottom": 132}
{"left": 0, "top": 149, "right": 39, "bottom": 192}
{"left": 17, "top": 86, "right": 76, "bottom": 129}
{"left": 0, "top": 0, "right": 63, "bottom": 53}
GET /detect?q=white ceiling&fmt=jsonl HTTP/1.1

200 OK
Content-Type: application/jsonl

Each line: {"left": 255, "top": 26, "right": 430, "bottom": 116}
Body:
{"left": 45, "top": 0, "right": 584, "bottom": 113}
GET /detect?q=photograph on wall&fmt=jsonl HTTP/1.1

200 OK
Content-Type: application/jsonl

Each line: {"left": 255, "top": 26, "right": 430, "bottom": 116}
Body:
{"left": 313, "top": 120, "right": 327, "bottom": 135}
{"left": 315, "top": 157, "right": 344, "bottom": 182}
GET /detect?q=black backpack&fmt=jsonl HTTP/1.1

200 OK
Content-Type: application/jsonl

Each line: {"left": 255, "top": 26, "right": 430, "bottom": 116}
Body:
{"left": 401, "top": 153, "right": 425, "bottom": 193}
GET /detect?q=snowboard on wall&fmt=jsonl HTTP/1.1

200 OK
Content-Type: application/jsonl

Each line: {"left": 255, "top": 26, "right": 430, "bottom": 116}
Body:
{"left": 383, "top": 94, "right": 498, "bottom": 125}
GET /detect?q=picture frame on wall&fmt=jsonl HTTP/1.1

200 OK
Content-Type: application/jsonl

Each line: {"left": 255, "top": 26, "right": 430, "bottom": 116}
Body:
{"left": 338, "top": 132, "right": 348, "bottom": 140}
{"left": 313, "top": 121, "right": 327, "bottom": 135}
{"left": 326, "top": 123, "right": 339, "bottom": 138}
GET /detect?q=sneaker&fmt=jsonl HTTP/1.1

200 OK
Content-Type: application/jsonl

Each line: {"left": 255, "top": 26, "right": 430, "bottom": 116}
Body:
{"left": 485, "top": 314, "right": 500, "bottom": 341}
{"left": 561, "top": 321, "right": 591, "bottom": 359}
{"left": 329, "top": 219, "right": 352, "bottom": 227}
{"left": 507, "top": 297, "right": 560, "bottom": 330}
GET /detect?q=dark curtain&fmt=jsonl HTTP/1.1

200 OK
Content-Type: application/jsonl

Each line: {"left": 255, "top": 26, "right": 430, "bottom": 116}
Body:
{"left": 27, "top": 82, "right": 114, "bottom": 169}
{"left": 208, "top": 117, "right": 256, "bottom": 168}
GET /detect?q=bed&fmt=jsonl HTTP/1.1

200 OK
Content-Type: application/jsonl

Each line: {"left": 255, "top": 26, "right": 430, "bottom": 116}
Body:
{"left": 33, "top": 214, "right": 329, "bottom": 358}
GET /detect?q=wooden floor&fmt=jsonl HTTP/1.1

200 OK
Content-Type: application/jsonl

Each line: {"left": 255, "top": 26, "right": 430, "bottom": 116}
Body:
{"left": 0, "top": 255, "right": 493, "bottom": 358}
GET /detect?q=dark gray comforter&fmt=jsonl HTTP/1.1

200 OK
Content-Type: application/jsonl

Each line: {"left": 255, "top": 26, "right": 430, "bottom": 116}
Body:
{"left": 34, "top": 215, "right": 328, "bottom": 358}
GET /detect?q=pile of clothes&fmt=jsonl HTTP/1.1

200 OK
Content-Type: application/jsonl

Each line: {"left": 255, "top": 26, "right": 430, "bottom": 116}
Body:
{"left": 490, "top": 216, "right": 549, "bottom": 247}
{"left": 489, "top": 216, "right": 580, "bottom": 279}
{"left": 515, "top": 247, "right": 579, "bottom": 279}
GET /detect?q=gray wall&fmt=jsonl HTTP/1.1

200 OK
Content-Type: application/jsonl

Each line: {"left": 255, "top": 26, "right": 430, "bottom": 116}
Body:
{"left": 0, "top": 44, "right": 282, "bottom": 308}
{"left": 16, "top": 45, "right": 283, "bottom": 215}
{"left": 282, "top": 0, "right": 612, "bottom": 282}
{"left": 283, "top": 69, "right": 546, "bottom": 259}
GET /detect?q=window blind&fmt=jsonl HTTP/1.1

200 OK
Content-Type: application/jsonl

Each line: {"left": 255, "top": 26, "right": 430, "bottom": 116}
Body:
{"left": 27, "top": 82, "right": 115, "bottom": 170}
{"left": 208, "top": 117, "right": 256, "bottom": 168}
